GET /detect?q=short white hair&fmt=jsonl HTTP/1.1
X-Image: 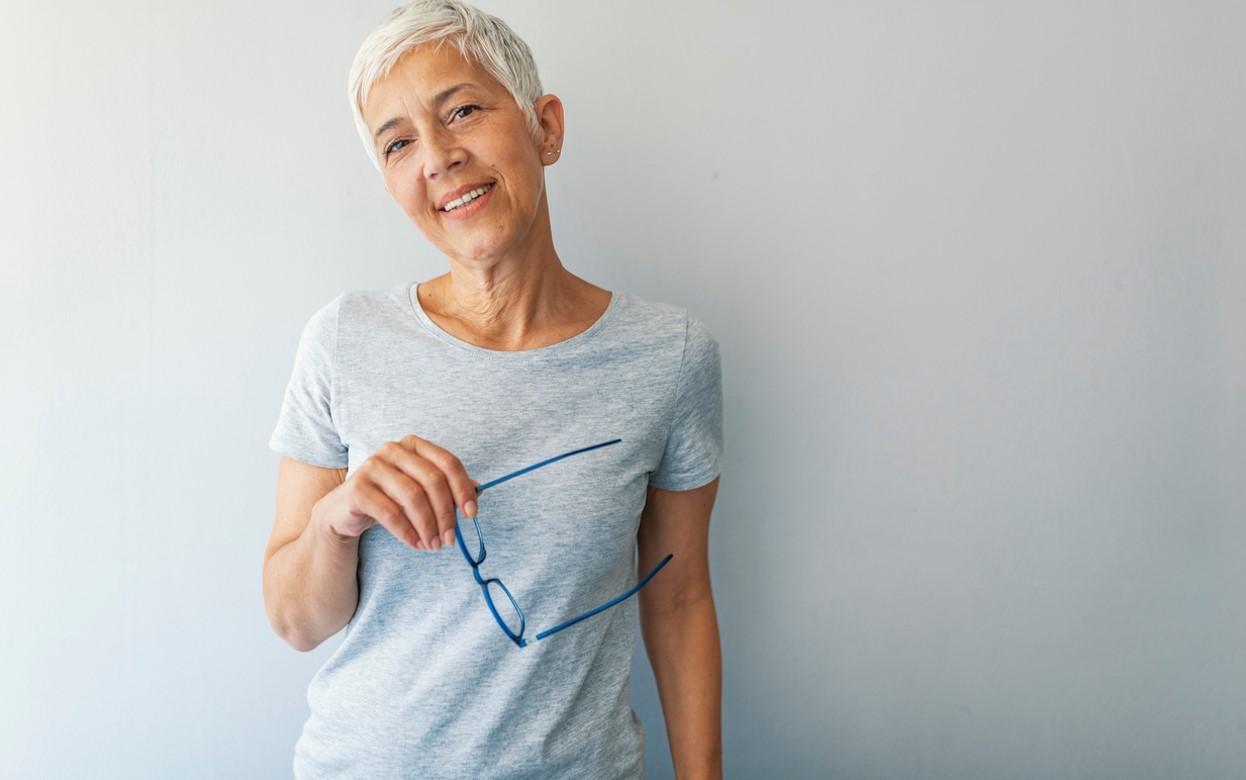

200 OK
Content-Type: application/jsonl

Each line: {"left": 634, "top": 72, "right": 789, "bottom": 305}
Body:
{"left": 348, "top": 0, "right": 544, "bottom": 170}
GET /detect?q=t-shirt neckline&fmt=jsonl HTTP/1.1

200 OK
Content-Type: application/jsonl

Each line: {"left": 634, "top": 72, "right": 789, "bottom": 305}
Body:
{"left": 407, "top": 282, "right": 621, "bottom": 358}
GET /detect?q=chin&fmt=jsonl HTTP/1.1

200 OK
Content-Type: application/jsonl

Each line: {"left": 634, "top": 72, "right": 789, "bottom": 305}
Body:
{"left": 446, "top": 234, "right": 527, "bottom": 266}
{"left": 437, "top": 241, "right": 505, "bottom": 266}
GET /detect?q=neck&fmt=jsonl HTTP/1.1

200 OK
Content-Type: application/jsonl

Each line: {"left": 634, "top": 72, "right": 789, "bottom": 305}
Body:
{"left": 419, "top": 250, "right": 607, "bottom": 351}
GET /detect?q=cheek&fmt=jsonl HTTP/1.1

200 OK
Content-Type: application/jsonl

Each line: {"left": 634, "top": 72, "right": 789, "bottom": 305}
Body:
{"left": 497, "top": 150, "right": 543, "bottom": 197}
{"left": 386, "top": 176, "right": 427, "bottom": 217}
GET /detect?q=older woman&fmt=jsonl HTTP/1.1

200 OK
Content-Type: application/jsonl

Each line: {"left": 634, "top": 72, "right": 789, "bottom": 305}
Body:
{"left": 263, "top": 1, "right": 722, "bottom": 778}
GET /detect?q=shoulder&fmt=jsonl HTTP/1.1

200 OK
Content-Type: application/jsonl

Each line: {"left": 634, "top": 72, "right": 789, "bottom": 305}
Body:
{"left": 294, "top": 294, "right": 343, "bottom": 357}
{"left": 295, "top": 284, "right": 416, "bottom": 354}
{"left": 682, "top": 315, "right": 719, "bottom": 361}
{"left": 301, "top": 284, "right": 421, "bottom": 347}
{"left": 610, "top": 291, "right": 685, "bottom": 327}
{"left": 607, "top": 291, "right": 717, "bottom": 349}
{"left": 610, "top": 292, "right": 719, "bottom": 364}
{"left": 334, "top": 283, "right": 412, "bottom": 323}
{"left": 302, "top": 293, "right": 342, "bottom": 331}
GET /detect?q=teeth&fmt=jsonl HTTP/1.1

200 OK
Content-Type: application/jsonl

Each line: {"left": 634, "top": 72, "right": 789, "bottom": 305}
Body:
{"left": 443, "top": 184, "right": 493, "bottom": 212}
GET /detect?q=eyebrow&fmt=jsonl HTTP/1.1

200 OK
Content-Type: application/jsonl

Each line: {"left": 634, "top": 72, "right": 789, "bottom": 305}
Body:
{"left": 371, "top": 82, "right": 476, "bottom": 141}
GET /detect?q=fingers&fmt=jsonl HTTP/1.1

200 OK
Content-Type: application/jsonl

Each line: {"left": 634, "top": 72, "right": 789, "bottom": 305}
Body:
{"left": 335, "top": 477, "right": 424, "bottom": 550}
{"left": 353, "top": 436, "right": 477, "bottom": 552}
{"left": 363, "top": 458, "right": 443, "bottom": 550}
{"left": 404, "top": 436, "right": 478, "bottom": 520}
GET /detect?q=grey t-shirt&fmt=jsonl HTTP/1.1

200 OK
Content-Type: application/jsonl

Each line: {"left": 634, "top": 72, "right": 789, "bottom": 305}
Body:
{"left": 270, "top": 282, "right": 722, "bottom": 779}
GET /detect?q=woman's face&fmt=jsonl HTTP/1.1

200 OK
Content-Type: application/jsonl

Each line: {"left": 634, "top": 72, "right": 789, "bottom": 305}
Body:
{"left": 362, "top": 44, "right": 560, "bottom": 266}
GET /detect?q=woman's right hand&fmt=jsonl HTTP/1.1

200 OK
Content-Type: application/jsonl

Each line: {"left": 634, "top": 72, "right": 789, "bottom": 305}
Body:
{"left": 312, "top": 435, "right": 478, "bottom": 552}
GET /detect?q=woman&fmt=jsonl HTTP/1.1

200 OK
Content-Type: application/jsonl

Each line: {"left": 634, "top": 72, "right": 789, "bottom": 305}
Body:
{"left": 263, "top": 2, "right": 723, "bottom": 777}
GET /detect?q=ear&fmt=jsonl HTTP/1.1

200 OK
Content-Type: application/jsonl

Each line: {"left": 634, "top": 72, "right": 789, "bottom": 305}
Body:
{"left": 534, "top": 94, "right": 565, "bottom": 164}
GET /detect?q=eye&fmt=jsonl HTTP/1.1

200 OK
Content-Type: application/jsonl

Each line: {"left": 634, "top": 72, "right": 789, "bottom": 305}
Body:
{"left": 449, "top": 104, "right": 481, "bottom": 122}
{"left": 383, "top": 138, "right": 410, "bottom": 158}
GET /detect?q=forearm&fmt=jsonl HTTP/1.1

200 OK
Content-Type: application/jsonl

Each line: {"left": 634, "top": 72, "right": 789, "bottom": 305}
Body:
{"left": 263, "top": 508, "right": 361, "bottom": 652}
{"left": 641, "top": 592, "right": 723, "bottom": 780}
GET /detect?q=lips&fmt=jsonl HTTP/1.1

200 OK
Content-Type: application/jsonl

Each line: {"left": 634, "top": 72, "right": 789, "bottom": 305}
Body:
{"left": 439, "top": 183, "right": 495, "bottom": 212}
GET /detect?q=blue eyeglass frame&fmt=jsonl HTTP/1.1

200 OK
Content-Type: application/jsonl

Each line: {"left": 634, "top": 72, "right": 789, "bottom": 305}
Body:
{"left": 455, "top": 439, "right": 674, "bottom": 648}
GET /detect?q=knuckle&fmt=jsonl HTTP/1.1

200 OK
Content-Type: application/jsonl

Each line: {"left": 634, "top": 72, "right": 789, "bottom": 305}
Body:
{"left": 399, "top": 496, "right": 431, "bottom": 527}
{"left": 395, "top": 523, "right": 421, "bottom": 547}
{"left": 426, "top": 471, "right": 449, "bottom": 494}
{"left": 376, "top": 507, "right": 406, "bottom": 529}
{"left": 436, "top": 504, "right": 458, "bottom": 525}
{"left": 402, "top": 482, "right": 426, "bottom": 504}
{"left": 413, "top": 463, "right": 445, "bottom": 494}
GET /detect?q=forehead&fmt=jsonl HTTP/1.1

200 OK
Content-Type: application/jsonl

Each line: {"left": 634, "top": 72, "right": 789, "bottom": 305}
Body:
{"left": 362, "top": 43, "right": 500, "bottom": 122}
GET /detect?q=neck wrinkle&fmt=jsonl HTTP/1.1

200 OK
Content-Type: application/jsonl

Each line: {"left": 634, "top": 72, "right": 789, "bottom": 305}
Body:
{"left": 421, "top": 257, "right": 600, "bottom": 351}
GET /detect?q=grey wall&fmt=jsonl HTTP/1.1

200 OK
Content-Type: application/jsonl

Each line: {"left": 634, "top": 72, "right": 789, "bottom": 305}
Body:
{"left": 3, "top": 1, "right": 1243, "bottom": 778}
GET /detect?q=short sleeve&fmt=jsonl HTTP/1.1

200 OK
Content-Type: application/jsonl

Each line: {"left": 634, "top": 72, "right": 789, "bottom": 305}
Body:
{"left": 650, "top": 316, "right": 724, "bottom": 491}
{"left": 268, "top": 296, "right": 349, "bottom": 469}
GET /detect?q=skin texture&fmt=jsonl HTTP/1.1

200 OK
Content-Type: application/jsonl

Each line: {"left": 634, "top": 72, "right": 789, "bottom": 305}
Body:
{"left": 263, "top": 42, "right": 722, "bottom": 779}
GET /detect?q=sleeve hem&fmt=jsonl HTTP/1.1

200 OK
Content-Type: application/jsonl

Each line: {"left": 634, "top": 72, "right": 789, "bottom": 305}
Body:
{"left": 269, "top": 439, "right": 348, "bottom": 470}
{"left": 648, "top": 466, "right": 721, "bottom": 493}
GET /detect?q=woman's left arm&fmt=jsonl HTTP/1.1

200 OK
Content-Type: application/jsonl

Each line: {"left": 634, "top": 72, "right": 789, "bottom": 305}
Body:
{"left": 638, "top": 478, "right": 722, "bottom": 780}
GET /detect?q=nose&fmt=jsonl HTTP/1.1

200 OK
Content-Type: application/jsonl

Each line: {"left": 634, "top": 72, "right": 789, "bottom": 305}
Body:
{"left": 422, "top": 127, "right": 466, "bottom": 179}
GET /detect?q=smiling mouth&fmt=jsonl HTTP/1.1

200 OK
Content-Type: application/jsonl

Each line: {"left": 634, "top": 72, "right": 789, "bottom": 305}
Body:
{"left": 441, "top": 184, "right": 495, "bottom": 212}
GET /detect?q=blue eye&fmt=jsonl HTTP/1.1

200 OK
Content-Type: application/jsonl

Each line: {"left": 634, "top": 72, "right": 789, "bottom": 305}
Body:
{"left": 383, "top": 138, "right": 409, "bottom": 157}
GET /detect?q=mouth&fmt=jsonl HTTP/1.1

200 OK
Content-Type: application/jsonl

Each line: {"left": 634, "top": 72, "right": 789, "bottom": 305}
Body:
{"left": 440, "top": 183, "right": 495, "bottom": 213}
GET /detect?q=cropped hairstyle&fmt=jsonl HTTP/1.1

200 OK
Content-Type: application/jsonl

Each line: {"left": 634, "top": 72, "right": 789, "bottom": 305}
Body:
{"left": 349, "top": 0, "right": 544, "bottom": 170}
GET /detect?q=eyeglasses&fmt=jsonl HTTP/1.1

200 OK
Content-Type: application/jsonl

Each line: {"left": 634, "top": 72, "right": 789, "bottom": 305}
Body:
{"left": 455, "top": 438, "right": 674, "bottom": 648}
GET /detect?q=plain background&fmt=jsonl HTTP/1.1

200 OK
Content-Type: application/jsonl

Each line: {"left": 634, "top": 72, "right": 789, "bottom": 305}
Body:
{"left": 3, "top": 1, "right": 1244, "bottom": 778}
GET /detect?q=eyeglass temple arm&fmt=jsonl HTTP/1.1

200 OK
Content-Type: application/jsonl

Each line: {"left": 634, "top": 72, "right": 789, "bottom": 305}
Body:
{"left": 473, "top": 439, "right": 623, "bottom": 494}
{"left": 534, "top": 553, "right": 674, "bottom": 641}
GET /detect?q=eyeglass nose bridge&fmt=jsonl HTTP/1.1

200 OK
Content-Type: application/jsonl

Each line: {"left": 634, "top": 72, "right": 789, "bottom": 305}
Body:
{"left": 456, "top": 516, "right": 527, "bottom": 646}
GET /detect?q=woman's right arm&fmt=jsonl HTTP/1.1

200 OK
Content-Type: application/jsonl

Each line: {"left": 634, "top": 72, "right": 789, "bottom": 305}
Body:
{"left": 262, "top": 436, "right": 478, "bottom": 652}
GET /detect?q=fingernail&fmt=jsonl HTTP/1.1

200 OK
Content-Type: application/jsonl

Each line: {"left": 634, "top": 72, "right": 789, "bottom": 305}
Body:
{"left": 465, "top": 500, "right": 477, "bottom": 518}
{"left": 430, "top": 535, "right": 442, "bottom": 552}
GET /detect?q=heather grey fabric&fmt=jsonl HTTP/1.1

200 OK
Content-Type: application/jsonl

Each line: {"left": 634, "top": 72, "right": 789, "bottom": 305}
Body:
{"left": 270, "top": 282, "right": 722, "bottom": 779}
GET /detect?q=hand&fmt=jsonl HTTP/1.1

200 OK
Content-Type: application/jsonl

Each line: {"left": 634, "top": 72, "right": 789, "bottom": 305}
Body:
{"left": 311, "top": 435, "right": 477, "bottom": 552}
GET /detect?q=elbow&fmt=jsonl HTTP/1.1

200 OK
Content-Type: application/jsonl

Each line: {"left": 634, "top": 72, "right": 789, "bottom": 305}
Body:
{"left": 271, "top": 617, "right": 327, "bottom": 653}
{"left": 263, "top": 569, "right": 334, "bottom": 652}
{"left": 286, "top": 634, "right": 325, "bottom": 653}
{"left": 265, "top": 602, "right": 328, "bottom": 653}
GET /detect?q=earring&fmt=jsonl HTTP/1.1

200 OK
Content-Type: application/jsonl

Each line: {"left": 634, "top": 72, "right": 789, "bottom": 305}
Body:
{"left": 546, "top": 149, "right": 560, "bottom": 156}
